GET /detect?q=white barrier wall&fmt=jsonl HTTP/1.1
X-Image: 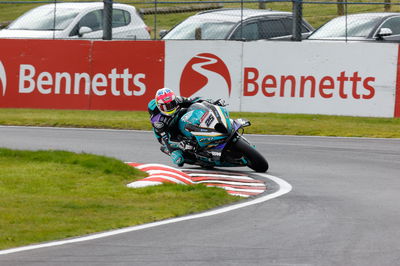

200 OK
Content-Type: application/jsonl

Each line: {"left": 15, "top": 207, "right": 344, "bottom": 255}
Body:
{"left": 165, "top": 41, "right": 399, "bottom": 117}
{"left": 165, "top": 41, "right": 242, "bottom": 110}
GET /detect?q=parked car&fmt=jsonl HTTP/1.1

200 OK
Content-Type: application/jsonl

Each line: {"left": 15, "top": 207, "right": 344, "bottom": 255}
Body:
{"left": 307, "top": 13, "right": 400, "bottom": 42}
{"left": 0, "top": 2, "right": 151, "bottom": 39}
{"left": 160, "top": 8, "right": 314, "bottom": 40}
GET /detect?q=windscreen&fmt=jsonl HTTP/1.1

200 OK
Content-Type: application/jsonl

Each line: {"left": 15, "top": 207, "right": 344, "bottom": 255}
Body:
{"left": 187, "top": 103, "right": 208, "bottom": 113}
{"left": 308, "top": 16, "right": 382, "bottom": 39}
{"left": 8, "top": 5, "right": 79, "bottom": 30}
{"left": 163, "top": 18, "right": 236, "bottom": 40}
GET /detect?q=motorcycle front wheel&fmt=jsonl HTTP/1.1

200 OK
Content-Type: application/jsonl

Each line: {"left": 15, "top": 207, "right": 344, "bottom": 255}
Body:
{"left": 232, "top": 138, "right": 269, "bottom": 173}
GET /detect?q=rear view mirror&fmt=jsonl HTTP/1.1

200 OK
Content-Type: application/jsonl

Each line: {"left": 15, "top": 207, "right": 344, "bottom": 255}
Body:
{"left": 235, "top": 118, "right": 251, "bottom": 128}
{"left": 78, "top": 26, "right": 93, "bottom": 37}
{"left": 376, "top": 28, "right": 393, "bottom": 40}
{"left": 159, "top": 30, "right": 168, "bottom": 39}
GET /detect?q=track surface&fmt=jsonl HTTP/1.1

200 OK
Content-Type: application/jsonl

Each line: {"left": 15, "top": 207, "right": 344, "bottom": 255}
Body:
{"left": 1, "top": 126, "right": 400, "bottom": 265}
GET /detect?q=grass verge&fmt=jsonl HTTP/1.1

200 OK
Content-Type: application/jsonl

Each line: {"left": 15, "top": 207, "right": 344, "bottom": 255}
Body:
{"left": 0, "top": 148, "right": 240, "bottom": 250}
{"left": 1, "top": 1, "right": 400, "bottom": 36}
{"left": 0, "top": 108, "right": 399, "bottom": 138}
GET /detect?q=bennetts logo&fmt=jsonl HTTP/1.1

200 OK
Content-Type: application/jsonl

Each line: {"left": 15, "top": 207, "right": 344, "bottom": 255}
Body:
{"left": 179, "top": 53, "right": 231, "bottom": 99}
{"left": 0, "top": 61, "right": 7, "bottom": 96}
{"left": 17, "top": 64, "right": 147, "bottom": 96}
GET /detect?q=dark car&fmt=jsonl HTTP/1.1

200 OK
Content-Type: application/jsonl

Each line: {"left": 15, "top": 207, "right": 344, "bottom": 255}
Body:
{"left": 161, "top": 8, "right": 314, "bottom": 41}
{"left": 307, "top": 12, "right": 400, "bottom": 42}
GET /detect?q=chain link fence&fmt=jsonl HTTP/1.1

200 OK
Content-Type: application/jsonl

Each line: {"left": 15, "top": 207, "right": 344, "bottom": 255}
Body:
{"left": 0, "top": 0, "right": 399, "bottom": 41}
{"left": 304, "top": 0, "right": 400, "bottom": 41}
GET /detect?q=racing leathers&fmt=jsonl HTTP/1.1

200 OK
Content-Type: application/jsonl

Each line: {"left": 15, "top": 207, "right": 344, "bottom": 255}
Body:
{"left": 148, "top": 96, "right": 201, "bottom": 166}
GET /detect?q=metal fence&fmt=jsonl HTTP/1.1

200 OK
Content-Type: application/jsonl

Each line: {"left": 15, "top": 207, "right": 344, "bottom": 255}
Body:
{"left": 0, "top": 0, "right": 399, "bottom": 41}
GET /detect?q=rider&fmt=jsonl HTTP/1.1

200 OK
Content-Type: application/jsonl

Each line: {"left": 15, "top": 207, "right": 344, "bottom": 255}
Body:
{"left": 148, "top": 88, "right": 224, "bottom": 167}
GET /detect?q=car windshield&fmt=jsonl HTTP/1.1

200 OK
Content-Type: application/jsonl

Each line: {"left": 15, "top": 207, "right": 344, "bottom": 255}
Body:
{"left": 308, "top": 16, "right": 382, "bottom": 39}
{"left": 163, "top": 18, "right": 236, "bottom": 40}
{"left": 8, "top": 5, "right": 79, "bottom": 30}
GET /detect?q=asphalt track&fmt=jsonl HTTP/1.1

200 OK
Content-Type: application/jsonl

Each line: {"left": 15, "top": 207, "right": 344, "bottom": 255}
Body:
{"left": 1, "top": 126, "right": 400, "bottom": 266}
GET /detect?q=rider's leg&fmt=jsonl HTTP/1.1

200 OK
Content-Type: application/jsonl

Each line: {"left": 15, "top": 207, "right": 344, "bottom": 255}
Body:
{"left": 171, "top": 150, "right": 185, "bottom": 167}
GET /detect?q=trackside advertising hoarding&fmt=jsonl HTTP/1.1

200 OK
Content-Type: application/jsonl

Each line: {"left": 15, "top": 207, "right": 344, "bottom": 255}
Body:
{"left": 165, "top": 41, "right": 242, "bottom": 110}
{"left": 241, "top": 42, "right": 398, "bottom": 117}
{"left": 0, "top": 39, "right": 164, "bottom": 110}
{"left": 396, "top": 45, "right": 400, "bottom": 118}
{"left": 0, "top": 39, "right": 399, "bottom": 117}
{"left": 165, "top": 41, "right": 400, "bottom": 118}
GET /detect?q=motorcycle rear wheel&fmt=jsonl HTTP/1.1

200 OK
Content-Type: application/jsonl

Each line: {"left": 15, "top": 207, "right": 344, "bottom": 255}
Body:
{"left": 233, "top": 138, "right": 269, "bottom": 172}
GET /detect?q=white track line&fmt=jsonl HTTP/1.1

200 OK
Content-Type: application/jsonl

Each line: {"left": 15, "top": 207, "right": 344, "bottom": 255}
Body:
{"left": 194, "top": 180, "right": 266, "bottom": 187}
{"left": 0, "top": 173, "right": 292, "bottom": 255}
{"left": 188, "top": 173, "right": 255, "bottom": 180}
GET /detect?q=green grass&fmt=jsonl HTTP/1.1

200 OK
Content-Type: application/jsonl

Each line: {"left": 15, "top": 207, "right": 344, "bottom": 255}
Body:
{"left": 143, "top": 1, "right": 400, "bottom": 36}
{"left": 0, "top": 148, "right": 240, "bottom": 250}
{"left": 0, "top": 108, "right": 150, "bottom": 130}
{"left": 235, "top": 112, "right": 400, "bottom": 138}
{"left": 1, "top": 1, "right": 400, "bottom": 35}
{"left": 0, "top": 108, "right": 399, "bottom": 138}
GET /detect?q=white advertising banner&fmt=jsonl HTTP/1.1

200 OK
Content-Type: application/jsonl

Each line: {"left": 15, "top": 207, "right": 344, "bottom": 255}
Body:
{"left": 241, "top": 42, "right": 398, "bottom": 117}
{"left": 165, "top": 41, "right": 242, "bottom": 111}
{"left": 165, "top": 41, "right": 399, "bottom": 117}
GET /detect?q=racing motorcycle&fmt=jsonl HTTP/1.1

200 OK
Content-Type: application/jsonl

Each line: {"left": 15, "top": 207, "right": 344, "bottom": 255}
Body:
{"left": 177, "top": 101, "right": 268, "bottom": 173}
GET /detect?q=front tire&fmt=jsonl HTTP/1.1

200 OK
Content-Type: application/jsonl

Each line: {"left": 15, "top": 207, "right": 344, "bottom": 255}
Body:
{"left": 232, "top": 138, "right": 268, "bottom": 172}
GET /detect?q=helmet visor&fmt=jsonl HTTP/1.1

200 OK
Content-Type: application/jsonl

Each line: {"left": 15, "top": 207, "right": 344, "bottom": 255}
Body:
{"left": 159, "top": 100, "right": 177, "bottom": 112}
{"left": 158, "top": 99, "right": 178, "bottom": 115}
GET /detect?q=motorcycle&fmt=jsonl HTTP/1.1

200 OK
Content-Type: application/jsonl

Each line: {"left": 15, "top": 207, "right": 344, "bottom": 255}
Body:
{"left": 177, "top": 101, "right": 268, "bottom": 173}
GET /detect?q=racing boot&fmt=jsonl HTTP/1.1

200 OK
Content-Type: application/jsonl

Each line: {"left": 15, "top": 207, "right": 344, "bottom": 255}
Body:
{"left": 171, "top": 150, "right": 185, "bottom": 167}
{"left": 160, "top": 145, "right": 170, "bottom": 155}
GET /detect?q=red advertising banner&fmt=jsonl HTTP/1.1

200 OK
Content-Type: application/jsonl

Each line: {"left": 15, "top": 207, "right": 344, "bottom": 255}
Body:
{"left": 90, "top": 41, "right": 164, "bottom": 111}
{"left": 0, "top": 39, "right": 164, "bottom": 111}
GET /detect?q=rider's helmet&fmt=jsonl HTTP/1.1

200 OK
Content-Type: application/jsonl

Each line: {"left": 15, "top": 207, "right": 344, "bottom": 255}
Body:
{"left": 155, "top": 88, "right": 178, "bottom": 116}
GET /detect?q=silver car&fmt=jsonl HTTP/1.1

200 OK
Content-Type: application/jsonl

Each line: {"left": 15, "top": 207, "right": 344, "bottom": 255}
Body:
{"left": 307, "top": 13, "right": 400, "bottom": 42}
{"left": 161, "top": 8, "right": 314, "bottom": 40}
{"left": 0, "top": 2, "right": 151, "bottom": 39}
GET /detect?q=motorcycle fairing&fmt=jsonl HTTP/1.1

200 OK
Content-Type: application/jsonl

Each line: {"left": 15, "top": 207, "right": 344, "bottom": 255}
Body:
{"left": 179, "top": 103, "right": 232, "bottom": 148}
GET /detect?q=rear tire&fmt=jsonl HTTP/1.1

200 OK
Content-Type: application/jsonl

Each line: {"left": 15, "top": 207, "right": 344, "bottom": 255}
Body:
{"left": 232, "top": 138, "right": 268, "bottom": 172}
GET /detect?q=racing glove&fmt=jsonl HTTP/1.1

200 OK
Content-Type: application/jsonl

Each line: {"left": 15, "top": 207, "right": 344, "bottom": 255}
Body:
{"left": 178, "top": 140, "right": 195, "bottom": 151}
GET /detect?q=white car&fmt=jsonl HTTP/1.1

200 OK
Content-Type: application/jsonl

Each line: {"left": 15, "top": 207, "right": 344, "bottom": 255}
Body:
{"left": 306, "top": 12, "right": 400, "bottom": 42}
{"left": 0, "top": 2, "right": 151, "bottom": 39}
{"left": 161, "top": 9, "right": 314, "bottom": 40}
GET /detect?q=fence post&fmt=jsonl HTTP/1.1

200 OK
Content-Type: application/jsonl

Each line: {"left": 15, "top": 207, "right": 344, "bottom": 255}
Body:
{"left": 103, "top": 0, "right": 113, "bottom": 40}
{"left": 259, "top": 0, "right": 266, "bottom": 9}
{"left": 384, "top": 0, "right": 391, "bottom": 12}
{"left": 292, "top": 0, "right": 302, "bottom": 41}
{"left": 154, "top": 0, "right": 158, "bottom": 40}
{"left": 337, "top": 0, "right": 344, "bottom": 15}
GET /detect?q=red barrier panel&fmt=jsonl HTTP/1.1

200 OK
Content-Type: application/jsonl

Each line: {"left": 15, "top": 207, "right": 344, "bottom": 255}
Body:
{"left": 90, "top": 41, "right": 164, "bottom": 111}
{"left": 0, "top": 39, "right": 92, "bottom": 109}
{"left": 0, "top": 39, "right": 164, "bottom": 111}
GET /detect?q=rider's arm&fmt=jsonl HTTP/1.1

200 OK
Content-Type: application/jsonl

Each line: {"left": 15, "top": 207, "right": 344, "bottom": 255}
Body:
{"left": 152, "top": 128, "right": 163, "bottom": 144}
{"left": 179, "top": 96, "right": 226, "bottom": 107}
{"left": 157, "top": 130, "right": 182, "bottom": 155}
{"left": 177, "top": 96, "right": 202, "bottom": 108}
{"left": 151, "top": 114, "right": 181, "bottom": 154}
